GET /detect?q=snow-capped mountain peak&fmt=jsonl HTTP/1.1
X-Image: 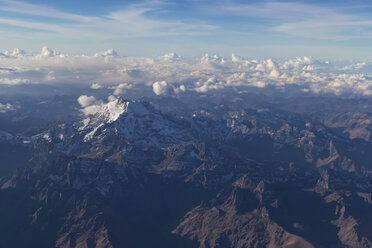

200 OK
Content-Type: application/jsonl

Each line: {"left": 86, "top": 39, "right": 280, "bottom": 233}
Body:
{"left": 90, "top": 97, "right": 154, "bottom": 124}
{"left": 74, "top": 97, "right": 196, "bottom": 146}
{"left": 100, "top": 97, "right": 129, "bottom": 123}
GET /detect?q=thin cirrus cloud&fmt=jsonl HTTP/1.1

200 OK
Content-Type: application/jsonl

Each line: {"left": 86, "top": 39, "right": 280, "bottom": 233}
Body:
{"left": 1, "top": 0, "right": 372, "bottom": 58}
{"left": 0, "top": 0, "right": 216, "bottom": 40}
{"left": 0, "top": 0, "right": 98, "bottom": 22}
{"left": 219, "top": 1, "right": 372, "bottom": 40}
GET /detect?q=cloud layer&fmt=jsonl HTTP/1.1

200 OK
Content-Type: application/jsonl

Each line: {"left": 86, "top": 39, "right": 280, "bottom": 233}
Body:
{"left": 1, "top": 47, "right": 372, "bottom": 97}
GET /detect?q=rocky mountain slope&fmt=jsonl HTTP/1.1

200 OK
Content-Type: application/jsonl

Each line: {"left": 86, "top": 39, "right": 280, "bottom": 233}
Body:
{"left": 1, "top": 97, "right": 372, "bottom": 248}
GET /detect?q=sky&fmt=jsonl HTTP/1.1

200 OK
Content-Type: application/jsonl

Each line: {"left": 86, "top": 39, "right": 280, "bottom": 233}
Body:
{"left": 1, "top": 0, "right": 372, "bottom": 59}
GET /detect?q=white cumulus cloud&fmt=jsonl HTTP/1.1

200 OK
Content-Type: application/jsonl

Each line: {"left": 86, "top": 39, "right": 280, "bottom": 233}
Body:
{"left": 153, "top": 81, "right": 171, "bottom": 95}
{"left": 77, "top": 95, "right": 98, "bottom": 107}
{"left": 113, "top": 83, "right": 133, "bottom": 95}
{"left": 90, "top": 83, "right": 103, "bottom": 89}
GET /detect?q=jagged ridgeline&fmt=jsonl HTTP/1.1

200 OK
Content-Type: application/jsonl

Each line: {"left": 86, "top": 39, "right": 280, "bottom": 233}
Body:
{"left": 1, "top": 97, "right": 372, "bottom": 248}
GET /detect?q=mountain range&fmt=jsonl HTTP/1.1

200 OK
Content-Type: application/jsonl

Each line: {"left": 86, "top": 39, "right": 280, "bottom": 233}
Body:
{"left": 1, "top": 95, "right": 372, "bottom": 247}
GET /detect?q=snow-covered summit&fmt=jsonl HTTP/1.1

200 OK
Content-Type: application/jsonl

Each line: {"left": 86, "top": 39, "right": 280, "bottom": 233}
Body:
{"left": 82, "top": 97, "right": 155, "bottom": 126}
{"left": 78, "top": 97, "right": 130, "bottom": 134}
{"left": 98, "top": 97, "right": 129, "bottom": 123}
{"left": 76, "top": 97, "right": 194, "bottom": 145}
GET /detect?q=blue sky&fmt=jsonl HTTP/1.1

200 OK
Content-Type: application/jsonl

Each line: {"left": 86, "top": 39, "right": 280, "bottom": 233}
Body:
{"left": 1, "top": 0, "right": 372, "bottom": 59}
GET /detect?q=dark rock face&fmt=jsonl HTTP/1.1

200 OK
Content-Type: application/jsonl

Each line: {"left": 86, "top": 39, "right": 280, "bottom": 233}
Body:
{"left": 1, "top": 98, "right": 372, "bottom": 248}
